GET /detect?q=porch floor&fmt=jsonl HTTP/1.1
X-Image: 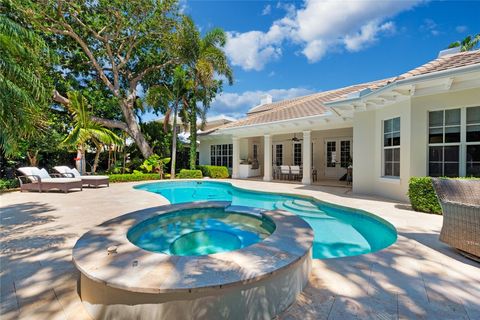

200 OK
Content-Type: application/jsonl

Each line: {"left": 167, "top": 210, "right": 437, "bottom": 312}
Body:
{"left": 239, "top": 176, "right": 352, "bottom": 188}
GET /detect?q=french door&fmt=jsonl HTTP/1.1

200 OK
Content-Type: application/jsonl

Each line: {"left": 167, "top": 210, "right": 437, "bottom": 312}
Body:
{"left": 324, "top": 138, "right": 352, "bottom": 179}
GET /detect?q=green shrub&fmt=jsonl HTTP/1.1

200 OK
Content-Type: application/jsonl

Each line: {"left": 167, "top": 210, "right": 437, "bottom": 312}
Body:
{"left": 408, "top": 177, "right": 442, "bottom": 214}
{"left": 0, "top": 178, "right": 19, "bottom": 191}
{"left": 197, "top": 165, "right": 229, "bottom": 178}
{"left": 177, "top": 169, "right": 203, "bottom": 179}
{"left": 108, "top": 173, "right": 161, "bottom": 183}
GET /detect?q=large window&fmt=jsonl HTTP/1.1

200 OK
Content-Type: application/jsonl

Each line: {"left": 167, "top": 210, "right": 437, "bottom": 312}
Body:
{"left": 210, "top": 144, "right": 233, "bottom": 168}
{"left": 383, "top": 117, "right": 400, "bottom": 177}
{"left": 428, "top": 107, "right": 480, "bottom": 177}
{"left": 466, "top": 106, "right": 480, "bottom": 176}
{"left": 293, "top": 143, "right": 302, "bottom": 166}
{"left": 275, "top": 144, "right": 283, "bottom": 166}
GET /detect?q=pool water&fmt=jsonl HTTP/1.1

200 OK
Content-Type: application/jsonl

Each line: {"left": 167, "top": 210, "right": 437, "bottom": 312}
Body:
{"left": 135, "top": 181, "right": 397, "bottom": 259}
{"left": 127, "top": 207, "right": 275, "bottom": 256}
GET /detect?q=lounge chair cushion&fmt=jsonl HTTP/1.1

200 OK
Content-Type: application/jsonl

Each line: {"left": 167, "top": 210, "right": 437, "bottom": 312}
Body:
{"left": 70, "top": 168, "right": 81, "bottom": 178}
{"left": 54, "top": 166, "right": 71, "bottom": 174}
{"left": 39, "top": 168, "right": 51, "bottom": 179}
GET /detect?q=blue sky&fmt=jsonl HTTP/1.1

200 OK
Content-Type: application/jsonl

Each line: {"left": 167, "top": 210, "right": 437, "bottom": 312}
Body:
{"left": 143, "top": 0, "right": 480, "bottom": 121}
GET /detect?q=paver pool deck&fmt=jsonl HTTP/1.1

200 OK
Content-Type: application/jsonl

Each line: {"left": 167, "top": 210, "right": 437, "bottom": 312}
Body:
{"left": 1, "top": 179, "right": 479, "bottom": 319}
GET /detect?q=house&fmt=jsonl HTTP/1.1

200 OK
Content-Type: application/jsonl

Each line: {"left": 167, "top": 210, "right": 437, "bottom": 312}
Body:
{"left": 198, "top": 48, "right": 480, "bottom": 201}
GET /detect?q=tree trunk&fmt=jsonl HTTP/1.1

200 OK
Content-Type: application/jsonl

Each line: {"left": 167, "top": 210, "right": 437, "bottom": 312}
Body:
{"left": 170, "top": 105, "right": 178, "bottom": 179}
{"left": 122, "top": 99, "right": 153, "bottom": 159}
{"left": 92, "top": 143, "right": 102, "bottom": 173}
{"left": 27, "top": 150, "right": 39, "bottom": 166}
{"left": 189, "top": 108, "right": 197, "bottom": 170}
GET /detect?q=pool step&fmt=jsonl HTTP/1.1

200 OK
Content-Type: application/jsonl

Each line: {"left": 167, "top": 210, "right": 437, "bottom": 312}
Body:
{"left": 274, "top": 201, "right": 332, "bottom": 219}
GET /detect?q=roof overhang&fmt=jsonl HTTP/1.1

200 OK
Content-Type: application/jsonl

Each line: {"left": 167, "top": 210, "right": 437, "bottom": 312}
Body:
{"left": 200, "top": 111, "right": 353, "bottom": 139}
{"left": 327, "top": 64, "right": 480, "bottom": 117}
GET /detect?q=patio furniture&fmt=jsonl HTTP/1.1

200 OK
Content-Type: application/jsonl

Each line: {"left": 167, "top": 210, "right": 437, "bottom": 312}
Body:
{"left": 54, "top": 166, "right": 109, "bottom": 188}
{"left": 280, "top": 165, "right": 291, "bottom": 180}
{"left": 312, "top": 168, "right": 318, "bottom": 182}
{"left": 273, "top": 166, "right": 280, "bottom": 180}
{"left": 432, "top": 178, "right": 480, "bottom": 260}
{"left": 290, "top": 165, "right": 302, "bottom": 181}
{"left": 17, "top": 167, "right": 83, "bottom": 193}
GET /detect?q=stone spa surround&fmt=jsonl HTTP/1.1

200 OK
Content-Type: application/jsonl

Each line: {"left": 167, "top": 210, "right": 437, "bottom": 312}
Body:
{"left": 72, "top": 202, "right": 314, "bottom": 320}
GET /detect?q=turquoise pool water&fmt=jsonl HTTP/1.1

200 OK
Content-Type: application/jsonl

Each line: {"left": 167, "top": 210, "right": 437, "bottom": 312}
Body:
{"left": 127, "top": 207, "right": 275, "bottom": 256}
{"left": 134, "top": 181, "right": 397, "bottom": 259}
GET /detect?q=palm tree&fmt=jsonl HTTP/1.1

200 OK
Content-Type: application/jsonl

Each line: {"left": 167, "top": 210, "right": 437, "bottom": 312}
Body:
{"left": 178, "top": 17, "right": 233, "bottom": 169}
{"left": 63, "top": 92, "right": 123, "bottom": 173}
{"left": 0, "top": 15, "right": 51, "bottom": 156}
{"left": 448, "top": 33, "right": 480, "bottom": 51}
{"left": 146, "top": 66, "right": 190, "bottom": 178}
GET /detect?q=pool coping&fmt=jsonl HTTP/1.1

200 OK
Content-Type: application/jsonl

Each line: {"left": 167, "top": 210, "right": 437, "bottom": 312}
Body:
{"left": 72, "top": 201, "right": 313, "bottom": 294}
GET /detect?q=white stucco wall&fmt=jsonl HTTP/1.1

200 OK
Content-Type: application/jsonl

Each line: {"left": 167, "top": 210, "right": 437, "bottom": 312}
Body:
{"left": 353, "top": 99, "right": 412, "bottom": 202}
{"left": 353, "top": 87, "right": 480, "bottom": 202}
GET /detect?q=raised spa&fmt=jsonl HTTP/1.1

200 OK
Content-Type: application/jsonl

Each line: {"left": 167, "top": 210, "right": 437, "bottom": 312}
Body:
{"left": 73, "top": 202, "right": 313, "bottom": 320}
{"left": 127, "top": 207, "right": 275, "bottom": 256}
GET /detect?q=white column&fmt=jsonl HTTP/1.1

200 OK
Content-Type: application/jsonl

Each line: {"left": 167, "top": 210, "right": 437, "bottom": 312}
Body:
{"left": 232, "top": 137, "right": 240, "bottom": 179}
{"left": 302, "top": 131, "right": 312, "bottom": 185}
{"left": 263, "top": 134, "right": 272, "bottom": 181}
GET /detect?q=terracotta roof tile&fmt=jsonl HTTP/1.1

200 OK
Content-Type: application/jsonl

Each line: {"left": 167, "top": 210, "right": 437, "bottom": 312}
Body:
{"left": 396, "top": 49, "right": 480, "bottom": 80}
{"left": 212, "top": 50, "right": 480, "bottom": 131}
{"left": 221, "top": 78, "right": 393, "bottom": 129}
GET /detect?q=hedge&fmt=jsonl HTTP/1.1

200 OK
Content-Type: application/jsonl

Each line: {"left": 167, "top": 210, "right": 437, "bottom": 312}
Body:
{"left": 177, "top": 169, "right": 203, "bottom": 179}
{"left": 407, "top": 177, "right": 442, "bottom": 214}
{"left": 0, "top": 178, "right": 19, "bottom": 191}
{"left": 197, "top": 165, "right": 229, "bottom": 179}
{"left": 108, "top": 173, "right": 162, "bottom": 183}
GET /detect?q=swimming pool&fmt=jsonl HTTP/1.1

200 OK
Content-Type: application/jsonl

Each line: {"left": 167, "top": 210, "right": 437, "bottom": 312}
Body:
{"left": 135, "top": 181, "right": 397, "bottom": 259}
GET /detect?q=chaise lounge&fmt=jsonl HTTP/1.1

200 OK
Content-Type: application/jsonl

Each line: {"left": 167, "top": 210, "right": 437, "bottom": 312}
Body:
{"left": 54, "top": 166, "right": 109, "bottom": 188}
{"left": 432, "top": 178, "right": 480, "bottom": 261}
{"left": 17, "top": 167, "right": 83, "bottom": 193}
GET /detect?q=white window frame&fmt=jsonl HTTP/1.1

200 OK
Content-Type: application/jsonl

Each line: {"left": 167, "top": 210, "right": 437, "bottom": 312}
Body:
{"left": 427, "top": 106, "right": 480, "bottom": 177}
{"left": 210, "top": 144, "right": 233, "bottom": 168}
{"left": 292, "top": 142, "right": 302, "bottom": 166}
{"left": 382, "top": 117, "right": 401, "bottom": 178}
{"left": 274, "top": 143, "right": 283, "bottom": 166}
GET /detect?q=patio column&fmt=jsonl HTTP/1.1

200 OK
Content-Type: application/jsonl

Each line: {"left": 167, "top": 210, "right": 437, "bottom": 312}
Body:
{"left": 302, "top": 131, "right": 312, "bottom": 185}
{"left": 232, "top": 137, "right": 240, "bottom": 179}
{"left": 263, "top": 134, "right": 272, "bottom": 181}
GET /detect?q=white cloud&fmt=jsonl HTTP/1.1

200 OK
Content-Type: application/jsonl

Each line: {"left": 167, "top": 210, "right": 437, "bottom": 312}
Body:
{"left": 456, "top": 25, "right": 468, "bottom": 33}
{"left": 225, "top": 0, "right": 423, "bottom": 70}
{"left": 209, "top": 87, "right": 314, "bottom": 117}
{"left": 262, "top": 4, "right": 271, "bottom": 16}
{"left": 420, "top": 18, "right": 440, "bottom": 36}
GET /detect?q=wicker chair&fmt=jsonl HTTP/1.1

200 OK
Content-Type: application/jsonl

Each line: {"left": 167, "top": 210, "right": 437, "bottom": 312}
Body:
{"left": 432, "top": 178, "right": 480, "bottom": 260}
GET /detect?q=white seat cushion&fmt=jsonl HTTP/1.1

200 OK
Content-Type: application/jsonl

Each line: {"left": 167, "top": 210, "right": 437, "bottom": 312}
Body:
{"left": 41, "top": 178, "right": 82, "bottom": 183}
{"left": 54, "top": 166, "right": 71, "bottom": 174}
{"left": 80, "top": 176, "right": 108, "bottom": 180}
{"left": 69, "top": 168, "right": 81, "bottom": 178}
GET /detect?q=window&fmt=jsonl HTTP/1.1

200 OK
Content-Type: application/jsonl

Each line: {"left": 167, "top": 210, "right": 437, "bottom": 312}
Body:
{"left": 210, "top": 144, "right": 233, "bottom": 168}
{"left": 326, "top": 141, "right": 336, "bottom": 167}
{"left": 428, "top": 109, "right": 461, "bottom": 177}
{"left": 275, "top": 144, "right": 283, "bottom": 166}
{"left": 383, "top": 117, "right": 400, "bottom": 177}
{"left": 340, "top": 140, "right": 351, "bottom": 168}
{"left": 466, "top": 106, "right": 480, "bottom": 176}
{"left": 428, "top": 107, "right": 480, "bottom": 177}
{"left": 253, "top": 144, "right": 258, "bottom": 160}
{"left": 293, "top": 143, "right": 302, "bottom": 166}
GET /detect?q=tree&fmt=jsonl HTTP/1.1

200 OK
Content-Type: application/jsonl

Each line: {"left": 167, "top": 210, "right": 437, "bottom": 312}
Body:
{"left": 0, "top": 14, "right": 52, "bottom": 156}
{"left": 448, "top": 33, "right": 480, "bottom": 51}
{"left": 62, "top": 92, "right": 122, "bottom": 173}
{"left": 15, "top": 0, "right": 183, "bottom": 158}
{"left": 146, "top": 66, "right": 190, "bottom": 178}
{"left": 177, "top": 16, "right": 233, "bottom": 169}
